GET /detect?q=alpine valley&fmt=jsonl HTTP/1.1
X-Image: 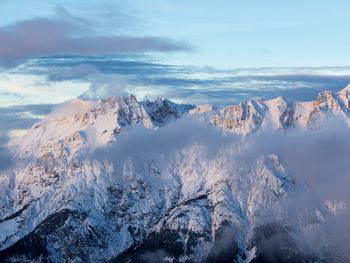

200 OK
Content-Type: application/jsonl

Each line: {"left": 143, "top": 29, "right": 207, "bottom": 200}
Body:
{"left": 1, "top": 84, "right": 350, "bottom": 263}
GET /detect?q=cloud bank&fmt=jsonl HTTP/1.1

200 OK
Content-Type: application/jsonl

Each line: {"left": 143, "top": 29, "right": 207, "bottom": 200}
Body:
{"left": 0, "top": 6, "right": 191, "bottom": 67}
{"left": 87, "top": 116, "right": 350, "bottom": 261}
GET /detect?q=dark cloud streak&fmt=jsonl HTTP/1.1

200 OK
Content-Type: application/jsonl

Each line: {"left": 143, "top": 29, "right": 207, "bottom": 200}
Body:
{"left": 19, "top": 55, "right": 350, "bottom": 105}
{"left": 0, "top": 6, "right": 191, "bottom": 67}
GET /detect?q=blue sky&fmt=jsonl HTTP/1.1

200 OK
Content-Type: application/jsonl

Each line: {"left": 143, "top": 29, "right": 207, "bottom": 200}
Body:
{"left": 1, "top": 1, "right": 350, "bottom": 142}
{"left": 136, "top": 0, "right": 350, "bottom": 67}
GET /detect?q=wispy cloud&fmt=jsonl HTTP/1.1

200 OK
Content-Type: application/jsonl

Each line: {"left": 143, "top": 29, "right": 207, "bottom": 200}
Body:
{"left": 0, "top": 104, "right": 54, "bottom": 144}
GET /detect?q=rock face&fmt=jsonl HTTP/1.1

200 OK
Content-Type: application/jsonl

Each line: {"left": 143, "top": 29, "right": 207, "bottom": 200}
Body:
{"left": 0, "top": 86, "right": 350, "bottom": 262}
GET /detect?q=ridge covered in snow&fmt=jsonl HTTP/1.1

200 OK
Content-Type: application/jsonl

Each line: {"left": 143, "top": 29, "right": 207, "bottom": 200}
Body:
{"left": 1, "top": 85, "right": 350, "bottom": 262}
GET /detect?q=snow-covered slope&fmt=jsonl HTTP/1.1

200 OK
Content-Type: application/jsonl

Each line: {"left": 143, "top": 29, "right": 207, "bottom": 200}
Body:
{"left": 1, "top": 85, "right": 350, "bottom": 262}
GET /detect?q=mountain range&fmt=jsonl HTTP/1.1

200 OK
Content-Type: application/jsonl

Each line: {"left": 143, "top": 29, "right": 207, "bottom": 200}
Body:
{"left": 1, "top": 84, "right": 350, "bottom": 262}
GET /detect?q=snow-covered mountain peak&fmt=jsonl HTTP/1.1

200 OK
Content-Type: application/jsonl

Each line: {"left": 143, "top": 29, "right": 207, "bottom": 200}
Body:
{"left": 187, "top": 84, "right": 350, "bottom": 133}
{"left": 10, "top": 95, "right": 194, "bottom": 157}
{"left": 339, "top": 83, "right": 350, "bottom": 93}
{"left": 141, "top": 98, "right": 195, "bottom": 125}
{"left": 337, "top": 83, "right": 350, "bottom": 108}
